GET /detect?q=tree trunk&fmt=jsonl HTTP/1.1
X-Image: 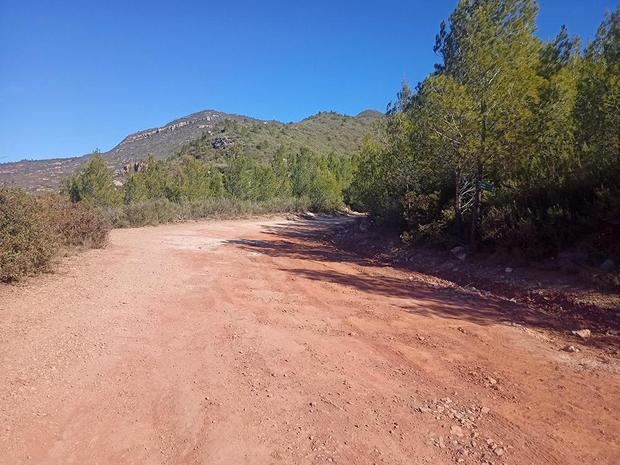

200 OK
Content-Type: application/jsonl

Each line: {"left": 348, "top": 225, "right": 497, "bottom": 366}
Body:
{"left": 471, "top": 100, "right": 487, "bottom": 251}
{"left": 454, "top": 168, "right": 463, "bottom": 240}
{"left": 470, "top": 161, "right": 482, "bottom": 250}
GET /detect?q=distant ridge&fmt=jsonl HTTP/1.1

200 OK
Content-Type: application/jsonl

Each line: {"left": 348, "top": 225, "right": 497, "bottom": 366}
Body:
{"left": 0, "top": 109, "right": 383, "bottom": 191}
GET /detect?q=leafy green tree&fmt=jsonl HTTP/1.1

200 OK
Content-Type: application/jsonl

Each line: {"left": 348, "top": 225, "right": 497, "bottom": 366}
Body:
{"left": 576, "top": 6, "right": 620, "bottom": 175}
{"left": 224, "top": 151, "right": 280, "bottom": 201}
{"left": 415, "top": 74, "right": 478, "bottom": 238}
{"left": 64, "top": 152, "right": 120, "bottom": 207}
{"left": 348, "top": 104, "right": 419, "bottom": 222}
{"left": 225, "top": 152, "right": 258, "bottom": 200}
{"left": 434, "top": 0, "right": 541, "bottom": 247}
{"left": 290, "top": 148, "right": 343, "bottom": 211}
{"left": 347, "top": 2, "right": 620, "bottom": 256}
{"left": 524, "top": 26, "right": 580, "bottom": 186}
{"left": 174, "top": 156, "right": 224, "bottom": 201}
{"left": 124, "top": 155, "right": 170, "bottom": 203}
{"left": 348, "top": 135, "right": 395, "bottom": 217}
{"left": 270, "top": 147, "right": 293, "bottom": 197}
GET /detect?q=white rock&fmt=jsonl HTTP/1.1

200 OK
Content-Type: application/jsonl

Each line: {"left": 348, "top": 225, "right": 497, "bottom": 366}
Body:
{"left": 572, "top": 329, "right": 591, "bottom": 339}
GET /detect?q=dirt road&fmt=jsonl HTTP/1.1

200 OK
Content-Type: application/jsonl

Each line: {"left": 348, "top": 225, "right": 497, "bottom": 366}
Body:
{"left": 1, "top": 216, "right": 618, "bottom": 464}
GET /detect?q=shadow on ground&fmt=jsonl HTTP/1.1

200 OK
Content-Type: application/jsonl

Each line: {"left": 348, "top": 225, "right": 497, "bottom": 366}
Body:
{"left": 226, "top": 216, "right": 619, "bottom": 349}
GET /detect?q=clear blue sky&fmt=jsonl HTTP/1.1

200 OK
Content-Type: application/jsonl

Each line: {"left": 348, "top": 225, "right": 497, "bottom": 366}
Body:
{"left": 0, "top": 0, "right": 617, "bottom": 162}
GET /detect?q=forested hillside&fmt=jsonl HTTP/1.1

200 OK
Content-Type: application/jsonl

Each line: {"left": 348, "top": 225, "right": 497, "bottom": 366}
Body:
{"left": 176, "top": 110, "right": 381, "bottom": 164}
{"left": 0, "top": 110, "right": 380, "bottom": 191}
{"left": 1, "top": 108, "right": 382, "bottom": 280}
{"left": 349, "top": 1, "right": 619, "bottom": 259}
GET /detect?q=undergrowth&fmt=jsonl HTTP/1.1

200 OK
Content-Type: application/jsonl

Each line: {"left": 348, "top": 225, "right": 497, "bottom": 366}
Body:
{"left": 0, "top": 189, "right": 110, "bottom": 282}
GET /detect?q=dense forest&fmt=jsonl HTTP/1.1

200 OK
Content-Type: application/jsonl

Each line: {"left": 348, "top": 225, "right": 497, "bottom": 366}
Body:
{"left": 349, "top": 1, "right": 619, "bottom": 258}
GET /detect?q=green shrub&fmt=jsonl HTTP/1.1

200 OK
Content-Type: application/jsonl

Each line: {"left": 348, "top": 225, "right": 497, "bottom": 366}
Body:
{"left": 63, "top": 153, "right": 121, "bottom": 207}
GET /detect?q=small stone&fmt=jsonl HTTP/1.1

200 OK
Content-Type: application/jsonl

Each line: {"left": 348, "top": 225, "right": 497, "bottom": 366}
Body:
{"left": 450, "top": 425, "right": 464, "bottom": 437}
{"left": 494, "top": 447, "right": 505, "bottom": 456}
{"left": 480, "top": 406, "right": 490, "bottom": 414}
{"left": 563, "top": 345, "right": 579, "bottom": 353}
{"left": 487, "top": 377, "right": 497, "bottom": 385}
{"left": 572, "top": 329, "right": 591, "bottom": 339}
{"left": 505, "top": 267, "right": 513, "bottom": 273}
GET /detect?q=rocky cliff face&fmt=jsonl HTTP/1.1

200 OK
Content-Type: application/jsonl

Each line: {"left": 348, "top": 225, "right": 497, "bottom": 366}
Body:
{"left": 118, "top": 112, "right": 223, "bottom": 145}
{"left": 104, "top": 110, "right": 253, "bottom": 171}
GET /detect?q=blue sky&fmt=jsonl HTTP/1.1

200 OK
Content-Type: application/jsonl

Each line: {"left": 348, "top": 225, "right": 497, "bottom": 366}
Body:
{"left": 0, "top": 0, "right": 617, "bottom": 162}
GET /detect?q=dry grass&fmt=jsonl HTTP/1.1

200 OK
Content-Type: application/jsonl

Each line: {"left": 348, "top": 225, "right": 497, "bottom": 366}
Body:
{"left": 104, "top": 197, "right": 313, "bottom": 228}
{"left": 0, "top": 189, "right": 110, "bottom": 281}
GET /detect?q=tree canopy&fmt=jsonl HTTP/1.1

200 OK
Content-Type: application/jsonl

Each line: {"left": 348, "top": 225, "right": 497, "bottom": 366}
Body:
{"left": 349, "top": 1, "right": 620, "bottom": 257}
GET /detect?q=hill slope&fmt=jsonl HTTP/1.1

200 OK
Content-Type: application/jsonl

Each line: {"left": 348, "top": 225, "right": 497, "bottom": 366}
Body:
{"left": 0, "top": 109, "right": 382, "bottom": 191}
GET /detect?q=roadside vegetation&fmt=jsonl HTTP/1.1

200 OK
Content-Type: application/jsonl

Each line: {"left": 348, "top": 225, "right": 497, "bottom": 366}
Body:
{"left": 64, "top": 147, "right": 352, "bottom": 228}
{"left": 0, "top": 189, "right": 109, "bottom": 281}
{"left": 1, "top": 130, "right": 354, "bottom": 281}
{"left": 349, "top": 1, "right": 619, "bottom": 262}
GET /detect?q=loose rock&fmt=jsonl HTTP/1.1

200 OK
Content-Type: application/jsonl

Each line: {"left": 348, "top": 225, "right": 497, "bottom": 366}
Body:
{"left": 572, "top": 329, "right": 591, "bottom": 339}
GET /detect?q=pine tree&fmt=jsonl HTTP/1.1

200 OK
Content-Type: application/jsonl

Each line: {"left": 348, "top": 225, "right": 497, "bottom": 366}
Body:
{"left": 64, "top": 152, "right": 120, "bottom": 207}
{"left": 434, "top": 0, "right": 541, "bottom": 247}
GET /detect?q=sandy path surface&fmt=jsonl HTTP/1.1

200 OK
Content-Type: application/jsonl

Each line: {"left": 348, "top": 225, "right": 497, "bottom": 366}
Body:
{"left": 1, "top": 216, "right": 618, "bottom": 465}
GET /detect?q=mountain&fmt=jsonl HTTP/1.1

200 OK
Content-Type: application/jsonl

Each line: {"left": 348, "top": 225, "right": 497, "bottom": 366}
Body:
{"left": 0, "top": 109, "right": 383, "bottom": 191}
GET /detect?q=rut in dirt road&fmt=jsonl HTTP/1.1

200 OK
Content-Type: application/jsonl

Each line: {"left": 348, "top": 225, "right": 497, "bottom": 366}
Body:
{"left": 0, "top": 216, "right": 618, "bottom": 465}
